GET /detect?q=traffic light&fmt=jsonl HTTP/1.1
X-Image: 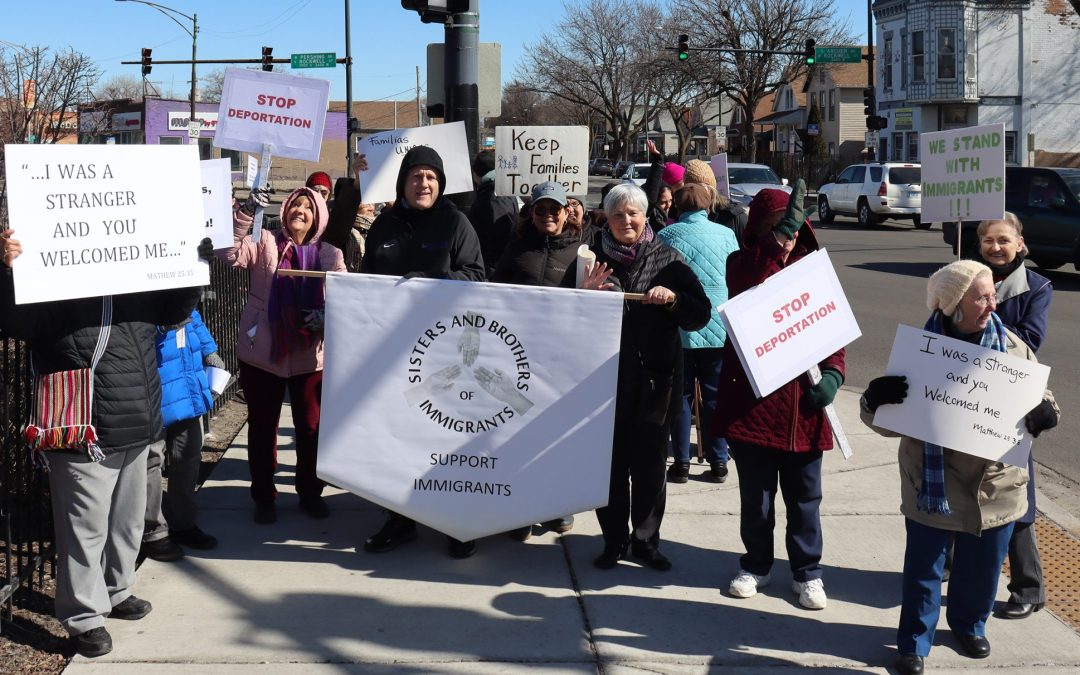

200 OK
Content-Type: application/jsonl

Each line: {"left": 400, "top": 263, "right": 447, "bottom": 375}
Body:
{"left": 401, "top": 0, "right": 469, "bottom": 22}
{"left": 261, "top": 47, "right": 274, "bottom": 72}
{"left": 678, "top": 34, "right": 690, "bottom": 61}
{"left": 863, "top": 87, "right": 876, "bottom": 116}
{"left": 140, "top": 48, "right": 152, "bottom": 76}
{"left": 805, "top": 39, "right": 816, "bottom": 65}
{"left": 869, "top": 115, "right": 889, "bottom": 131}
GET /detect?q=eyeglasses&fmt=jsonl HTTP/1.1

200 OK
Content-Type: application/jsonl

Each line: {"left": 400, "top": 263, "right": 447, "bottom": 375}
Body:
{"left": 972, "top": 293, "right": 997, "bottom": 308}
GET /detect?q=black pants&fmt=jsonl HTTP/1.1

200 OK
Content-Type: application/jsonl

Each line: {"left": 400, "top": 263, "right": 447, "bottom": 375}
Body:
{"left": 1007, "top": 520, "right": 1045, "bottom": 604}
{"left": 730, "top": 441, "right": 824, "bottom": 582}
{"left": 595, "top": 419, "right": 668, "bottom": 549}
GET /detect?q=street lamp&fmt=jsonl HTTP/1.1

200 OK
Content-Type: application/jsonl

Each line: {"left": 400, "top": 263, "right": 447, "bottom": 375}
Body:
{"left": 116, "top": 0, "right": 198, "bottom": 138}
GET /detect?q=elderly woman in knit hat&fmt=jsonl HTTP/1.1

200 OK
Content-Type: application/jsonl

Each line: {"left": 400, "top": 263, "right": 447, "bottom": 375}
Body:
{"left": 860, "top": 259, "right": 1059, "bottom": 675}
{"left": 714, "top": 181, "right": 844, "bottom": 612}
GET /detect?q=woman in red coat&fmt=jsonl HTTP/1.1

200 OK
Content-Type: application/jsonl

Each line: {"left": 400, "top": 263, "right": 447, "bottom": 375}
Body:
{"left": 714, "top": 182, "right": 845, "bottom": 611}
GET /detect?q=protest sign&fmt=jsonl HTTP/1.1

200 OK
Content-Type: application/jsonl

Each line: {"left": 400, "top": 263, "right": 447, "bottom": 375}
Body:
{"left": 710, "top": 152, "right": 731, "bottom": 200}
{"left": 873, "top": 324, "right": 1049, "bottom": 467}
{"left": 358, "top": 121, "right": 472, "bottom": 205}
{"left": 718, "top": 249, "right": 860, "bottom": 398}
{"left": 200, "top": 158, "right": 233, "bottom": 249}
{"left": 920, "top": 123, "right": 1005, "bottom": 223}
{"left": 4, "top": 144, "right": 209, "bottom": 304}
{"left": 318, "top": 274, "right": 624, "bottom": 541}
{"left": 245, "top": 155, "right": 258, "bottom": 188}
{"left": 213, "top": 68, "right": 330, "bottom": 161}
{"left": 493, "top": 126, "right": 589, "bottom": 197}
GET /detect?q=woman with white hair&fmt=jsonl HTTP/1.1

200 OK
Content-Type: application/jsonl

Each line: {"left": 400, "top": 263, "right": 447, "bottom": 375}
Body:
{"left": 583, "top": 182, "right": 711, "bottom": 571}
{"left": 860, "top": 259, "right": 1059, "bottom": 675}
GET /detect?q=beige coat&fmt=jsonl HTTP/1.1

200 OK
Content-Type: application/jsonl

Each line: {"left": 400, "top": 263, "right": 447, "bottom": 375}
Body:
{"left": 861, "top": 326, "right": 1056, "bottom": 535}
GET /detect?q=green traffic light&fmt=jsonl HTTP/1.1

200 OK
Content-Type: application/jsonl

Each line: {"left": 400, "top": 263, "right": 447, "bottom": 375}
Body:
{"left": 679, "top": 52, "right": 689, "bottom": 61}
{"left": 806, "top": 56, "right": 815, "bottom": 65}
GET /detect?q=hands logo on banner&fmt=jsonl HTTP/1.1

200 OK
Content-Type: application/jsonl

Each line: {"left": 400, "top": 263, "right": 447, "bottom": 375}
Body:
{"left": 403, "top": 310, "right": 535, "bottom": 433}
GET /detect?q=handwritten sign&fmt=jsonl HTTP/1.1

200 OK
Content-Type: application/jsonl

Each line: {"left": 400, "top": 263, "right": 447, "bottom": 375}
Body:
{"left": 710, "top": 152, "right": 731, "bottom": 200}
{"left": 920, "top": 122, "right": 1005, "bottom": 222}
{"left": 4, "top": 144, "right": 209, "bottom": 304}
{"left": 213, "top": 68, "right": 330, "bottom": 162}
{"left": 873, "top": 324, "right": 1050, "bottom": 467}
{"left": 200, "top": 158, "right": 233, "bottom": 249}
{"left": 718, "top": 249, "right": 860, "bottom": 398}
{"left": 357, "top": 121, "right": 472, "bottom": 205}
{"left": 494, "top": 126, "right": 589, "bottom": 198}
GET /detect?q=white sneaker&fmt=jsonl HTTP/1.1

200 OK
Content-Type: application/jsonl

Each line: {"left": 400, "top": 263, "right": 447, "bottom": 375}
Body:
{"left": 792, "top": 578, "right": 827, "bottom": 610}
{"left": 728, "top": 570, "right": 771, "bottom": 598}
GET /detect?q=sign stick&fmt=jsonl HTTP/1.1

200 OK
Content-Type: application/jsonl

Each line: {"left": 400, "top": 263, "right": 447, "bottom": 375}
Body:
{"left": 251, "top": 143, "right": 272, "bottom": 241}
{"left": 807, "top": 364, "right": 853, "bottom": 459}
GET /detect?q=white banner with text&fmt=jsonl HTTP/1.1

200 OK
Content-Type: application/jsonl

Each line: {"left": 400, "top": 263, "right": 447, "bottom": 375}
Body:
{"left": 357, "top": 121, "right": 472, "bottom": 205}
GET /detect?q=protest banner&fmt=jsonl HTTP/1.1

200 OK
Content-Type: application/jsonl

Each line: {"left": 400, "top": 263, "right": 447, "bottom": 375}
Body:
{"left": 919, "top": 122, "right": 1006, "bottom": 223}
{"left": 493, "top": 126, "right": 589, "bottom": 197}
{"left": 4, "top": 144, "right": 209, "bottom": 304}
{"left": 213, "top": 68, "right": 330, "bottom": 162}
{"left": 873, "top": 324, "right": 1050, "bottom": 467}
{"left": 317, "top": 274, "right": 624, "bottom": 541}
{"left": 718, "top": 249, "right": 860, "bottom": 398}
{"left": 200, "top": 158, "right": 233, "bottom": 249}
{"left": 710, "top": 152, "right": 731, "bottom": 200}
{"left": 357, "top": 121, "right": 472, "bottom": 205}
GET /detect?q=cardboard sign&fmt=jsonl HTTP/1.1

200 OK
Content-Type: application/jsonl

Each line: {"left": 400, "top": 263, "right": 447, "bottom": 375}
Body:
{"left": 718, "top": 249, "right": 861, "bottom": 398}
{"left": 873, "top": 324, "right": 1050, "bottom": 466}
{"left": 317, "top": 274, "right": 624, "bottom": 542}
{"left": 358, "top": 121, "right": 472, "bottom": 205}
{"left": 493, "top": 126, "right": 589, "bottom": 198}
{"left": 4, "top": 144, "right": 209, "bottom": 304}
{"left": 213, "top": 68, "right": 330, "bottom": 161}
{"left": 200, "top": 158, "right": 233, "bottom": 249}
{"left": 710, "top": 152, "right": 731, "bottom": 200}
{"left": 920, "top": 123, "right": 1006, "bottom": 223}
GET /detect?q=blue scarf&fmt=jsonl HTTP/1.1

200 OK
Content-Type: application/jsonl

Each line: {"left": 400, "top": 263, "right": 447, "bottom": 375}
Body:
{"left": 918, "top": 310, "right": 1007, "bottom": 514}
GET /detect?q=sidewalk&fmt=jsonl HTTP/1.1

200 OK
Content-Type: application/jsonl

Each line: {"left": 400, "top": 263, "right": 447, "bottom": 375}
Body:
{"left": 66, "top": 389, "right": 1080, "bottom": 673}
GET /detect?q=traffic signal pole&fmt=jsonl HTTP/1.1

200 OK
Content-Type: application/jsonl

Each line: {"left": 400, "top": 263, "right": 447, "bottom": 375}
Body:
{"left": 865, "top": 0, "right": 876, "bottom": 160}
{"left": 445, "top": 0, "right": 480, "bottom": 163}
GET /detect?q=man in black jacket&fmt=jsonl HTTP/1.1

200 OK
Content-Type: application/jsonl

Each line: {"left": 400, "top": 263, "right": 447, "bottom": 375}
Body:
{"left": 466, "top": 151, "right": 519, "bottom": 278}
{"left": 0, "top": 228, "right": 201, "bottom": 658}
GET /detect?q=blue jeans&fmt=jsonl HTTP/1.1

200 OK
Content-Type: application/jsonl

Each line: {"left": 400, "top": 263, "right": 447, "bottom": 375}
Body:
{"left": 898, "top": 518, "right": 1014, "bottom": 657}
{"left": 670, "top": 348, "right": 728, "bottom": 465}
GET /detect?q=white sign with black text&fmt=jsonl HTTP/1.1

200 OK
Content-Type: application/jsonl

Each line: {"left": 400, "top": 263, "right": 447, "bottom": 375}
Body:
{"left": 200, "top": 158, "right": 233, "bottom": 249}
{"left": 493, "top": 126, "right": 589, "bottom": 198}
{"left": 357, "top": 121, "right": 473, "bottom": 205}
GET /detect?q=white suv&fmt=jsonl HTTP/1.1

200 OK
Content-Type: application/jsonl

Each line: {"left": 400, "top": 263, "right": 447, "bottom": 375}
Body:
{"left": 817, "top": 162, "right": 926, "bottom": 228}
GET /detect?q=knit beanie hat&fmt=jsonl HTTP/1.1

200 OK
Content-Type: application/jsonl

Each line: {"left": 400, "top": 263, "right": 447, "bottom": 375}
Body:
{"left": 662, "top": 162, "right": 685, "bottom": 186}
{"left": 743, "top": 188, "right": 791, "bottom": 244}
{"left": 305, "top": 171, "right": 332, "bottom": 192}
{"left": 683, "top": 159, "right": 716, "bottom": 188}
{"left": 927, "top": 259, "right": 992, "bottom": 316}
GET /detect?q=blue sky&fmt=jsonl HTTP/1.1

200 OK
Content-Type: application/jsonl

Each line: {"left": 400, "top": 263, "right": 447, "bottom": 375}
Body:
{"left": 5, "top": 0, "right": 873, "bottom": 103}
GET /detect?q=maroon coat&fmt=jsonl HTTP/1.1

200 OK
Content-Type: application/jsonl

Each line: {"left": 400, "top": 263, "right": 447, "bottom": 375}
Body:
{"left": 713, "top": 222, "right": 845, "bottom": 452}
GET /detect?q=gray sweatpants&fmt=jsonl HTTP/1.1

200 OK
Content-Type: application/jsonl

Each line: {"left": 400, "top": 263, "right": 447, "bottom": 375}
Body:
{"left": 47, "top": 443, "right": 154, "bottom": 636}
{"left": 162, "top": 417, "right": 204, "bottom": 532}
{"left": 143, "top": 437, "right": 170, "bottom": 543}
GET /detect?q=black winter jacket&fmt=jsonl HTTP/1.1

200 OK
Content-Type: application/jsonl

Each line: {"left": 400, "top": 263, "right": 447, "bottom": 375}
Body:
{"left": 490, "top": 227, "right": 585, "bottom": 288}
{"left": 596, "top": 238, "right": 711, "bottom": 425}
{"left": 361, "top": 197, "right": 486, "bottom": 280}
{"left": 467, "top": 180, "right": 519, "bottom": 279}
{"left": 0, "top": 271, "right": 200, "bottom": 455}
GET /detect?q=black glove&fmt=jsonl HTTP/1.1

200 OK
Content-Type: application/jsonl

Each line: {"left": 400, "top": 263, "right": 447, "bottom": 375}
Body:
{"left": 197, "top": 237, "right": 214, "bottom": 262}
{"left": 1025, "top": 399, "right": 1058, "bottom": 438}
{"left": 403, "top": 271, "right": 427, "bottom": 280}
{"left": 240, "top": 187, "right": 272, "bottom": 215}
{"left": 775, "top": 178, "right": 807, "bottom": 240}
{"left": 862, "top": 375, "right": 908, "bottom": 412}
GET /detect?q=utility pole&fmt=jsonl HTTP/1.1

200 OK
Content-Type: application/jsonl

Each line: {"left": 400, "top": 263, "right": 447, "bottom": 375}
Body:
{"left": 866, "top": 0, "right": 876, "bottom": 161}
{"left": 345, "top": 0, "right": 354, "bottom": 177}
{"left": 445, "top": 0, "right": 480, "bottom": 161}
{"left": 191, "top": 13, "right": 197, "bottom": 137}
{"left": 416, "top": 65, "right": 422, "bottom": 126}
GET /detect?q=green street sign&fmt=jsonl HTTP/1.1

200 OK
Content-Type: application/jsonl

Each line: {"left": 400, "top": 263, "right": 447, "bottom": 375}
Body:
{"left": 290, "top": 52, "right": 337, "bottom": 69}
{"left": 813, "top": 47, "right": 862, "bottom": 64}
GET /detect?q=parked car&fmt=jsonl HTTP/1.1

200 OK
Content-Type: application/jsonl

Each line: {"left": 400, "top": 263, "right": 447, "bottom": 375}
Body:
{"left": 722, "top": 163, "right": 792, "bottom": 207}
{"left": 589, "top": 158, "right": 614, "bottom": 176}
{"left": 618, "top": 162, "right": 653, "bottom": 186}
{"left": 943, "top": 166, "right": 1080, "bottom": 270}
{"left": 817, "top": 162, "right": 924, "bottom": 228}
{"left": 612, "top": 161, "right": 635, "bottom": 181}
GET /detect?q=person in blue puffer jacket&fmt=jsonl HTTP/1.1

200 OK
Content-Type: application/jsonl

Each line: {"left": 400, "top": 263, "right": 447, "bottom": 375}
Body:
{"left": 657, "top": 183, "right": 740, "bottom": 484}
{"left": 150, "top": 309, "right": 225, "bottom": 552}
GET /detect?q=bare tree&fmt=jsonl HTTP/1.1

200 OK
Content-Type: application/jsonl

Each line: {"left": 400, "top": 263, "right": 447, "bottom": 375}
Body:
{"left": 677, "top": 0, "right": 853, "bottom": 162}
{"left": 94, "top": 74, "right": 145, "bottom": 101}
{"left": 518, "top": 0, "right": 663, "bottom": 161}
{"left": 200, "top": 68, "right": 226, "bottom": 104}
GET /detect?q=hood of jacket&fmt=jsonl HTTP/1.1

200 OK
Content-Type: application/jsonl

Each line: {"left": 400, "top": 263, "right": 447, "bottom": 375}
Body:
{"left": 278, "top": 186, "right": 330, "bottom": 245}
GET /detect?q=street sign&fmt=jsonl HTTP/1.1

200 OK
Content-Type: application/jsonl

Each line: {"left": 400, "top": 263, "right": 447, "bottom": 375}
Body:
{"left": 188, "top": 120, "right": 201, "bottom": 139}
{"left": 807, "top": 123, "right": 820, "bottom": 136}
{"left": 290, "top": 52, "right": 337, "bottom": 69}
{"left": 865, "top": 131, "right": 879, "bottom": 148}
{"left": 814, "top": 47, "right": 862, "bottom": 64}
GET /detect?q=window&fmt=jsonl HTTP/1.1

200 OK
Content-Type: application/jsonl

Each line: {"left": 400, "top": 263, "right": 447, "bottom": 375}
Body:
{"left": 900, "top": 29, "right": 908, "bottom": 87}
{"left": 892, "top": 133, "right": 904, "bottom": 161}
{"left": 870, "top": 166, "right": 883, "bottom": 182}
{"left": 938, "top": 29, "right": 956, "bottom": 80}
{"left": 851, "top": 166, "right": 867, "bottom": 184}
{"left": 912, "top": 31, "right": 925, "bottom": 83}
{"left": 965, "top": 28, "right": 977, "bottom": 82}
{"left": 828, "top": 90, "right": 835, "bottom": 121}
{"left": 1004, "top": 131, "right": 1017, "bottom": 165}
{"left": 828, "top": 142, "right": 836, "bottom": 156}
{"left": 907, "top": 132, "right": 919, "bottom": 161}
{"left": 1027, "top": 174, "right": 1065, "bottom": 209}
{"left": 220, "top": 147, "right": 243, "bottom": 171}
{"left": 890, "top": 166, "right": 921, "bottom": 185}
{"left": 159, "top": 136, "right": 182, "bottom": 145}
{"left": 883, "top": 34, "right": 894, "bottom": 90}
{"left": 837, "top": 166, "right": 856, "bottom": 184}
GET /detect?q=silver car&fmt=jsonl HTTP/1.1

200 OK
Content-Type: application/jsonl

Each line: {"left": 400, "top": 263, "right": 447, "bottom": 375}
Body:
{"left": 723, "top": 163, "right": 792, "bottom": 207}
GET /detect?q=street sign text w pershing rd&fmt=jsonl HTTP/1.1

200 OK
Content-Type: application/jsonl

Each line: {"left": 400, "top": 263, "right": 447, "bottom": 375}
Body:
{"left": 290, "top": 52, "right": 336, "bottom": 69}
{"left": 814, "top": 47, "right": 862, "bottom": 64}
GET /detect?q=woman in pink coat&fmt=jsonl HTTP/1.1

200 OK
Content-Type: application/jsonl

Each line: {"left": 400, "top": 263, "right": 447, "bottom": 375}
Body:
{"left": 223, "top": 187, "right": 345, "bottom": 524}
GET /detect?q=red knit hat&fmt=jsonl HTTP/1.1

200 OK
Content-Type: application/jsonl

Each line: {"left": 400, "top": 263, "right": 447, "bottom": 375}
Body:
{"left": 745, "top": 188, "right": 793, "bottom": 243}
{"left": 305, "top": 171, "right": 332, "bottom": 192}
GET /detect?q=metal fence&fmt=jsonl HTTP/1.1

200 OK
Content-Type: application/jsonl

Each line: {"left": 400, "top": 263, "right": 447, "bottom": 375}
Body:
{"left": 0, "top": 260, "right": 248, "bottom": 631}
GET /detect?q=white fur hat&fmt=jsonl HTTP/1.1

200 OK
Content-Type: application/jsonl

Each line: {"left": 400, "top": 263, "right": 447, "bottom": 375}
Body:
{"left": 927, "top": 259, "right": 992, "bottom": 315}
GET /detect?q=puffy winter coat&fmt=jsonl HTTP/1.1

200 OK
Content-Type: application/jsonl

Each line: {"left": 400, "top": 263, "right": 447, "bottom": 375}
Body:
{"left": 490, "top": 227, "right": 584, "bottom": 288}
{"left": 157, "top": 309, "right": 217, "bottom": 428}
{"left": 468, "top": 177, "right": 520, "bottom": 279}
{"left": 362, "top": 197, "right": 485, "bottom": 280}
{"left": 0, "top": 273, "right": 200, "bottom": 456}
{"left": 994, "top": 265, "right": 1051, "bottom": 352}
{"left": 713, "top": 222, "right": 845, "bottom": 451}
{"left": 657, "top": 209, "right": 739, "bottom": 349}
{"left": 222, "top": 188, "right": 345, "bottom": 378}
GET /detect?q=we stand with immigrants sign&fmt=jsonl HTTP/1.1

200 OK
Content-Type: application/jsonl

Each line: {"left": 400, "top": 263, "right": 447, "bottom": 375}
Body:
{"left": 317, "top": 274, "right": 624, "bottom": 542}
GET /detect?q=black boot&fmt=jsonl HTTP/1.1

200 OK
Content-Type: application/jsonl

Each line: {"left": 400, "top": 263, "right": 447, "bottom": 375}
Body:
{"left": 630, "top": 541, "right": 672, "bottom": 571}
{"left": 363, "top": 513, "right": 418, "bottom": 553}
{"left": 666, "top": 462, "right": 689, "bottom": 484}
{"left": 594, "top": 540, "right": 627, "bottom": 569}
{"left": 75, "top": 627, "right": 112, "bottom": 658}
